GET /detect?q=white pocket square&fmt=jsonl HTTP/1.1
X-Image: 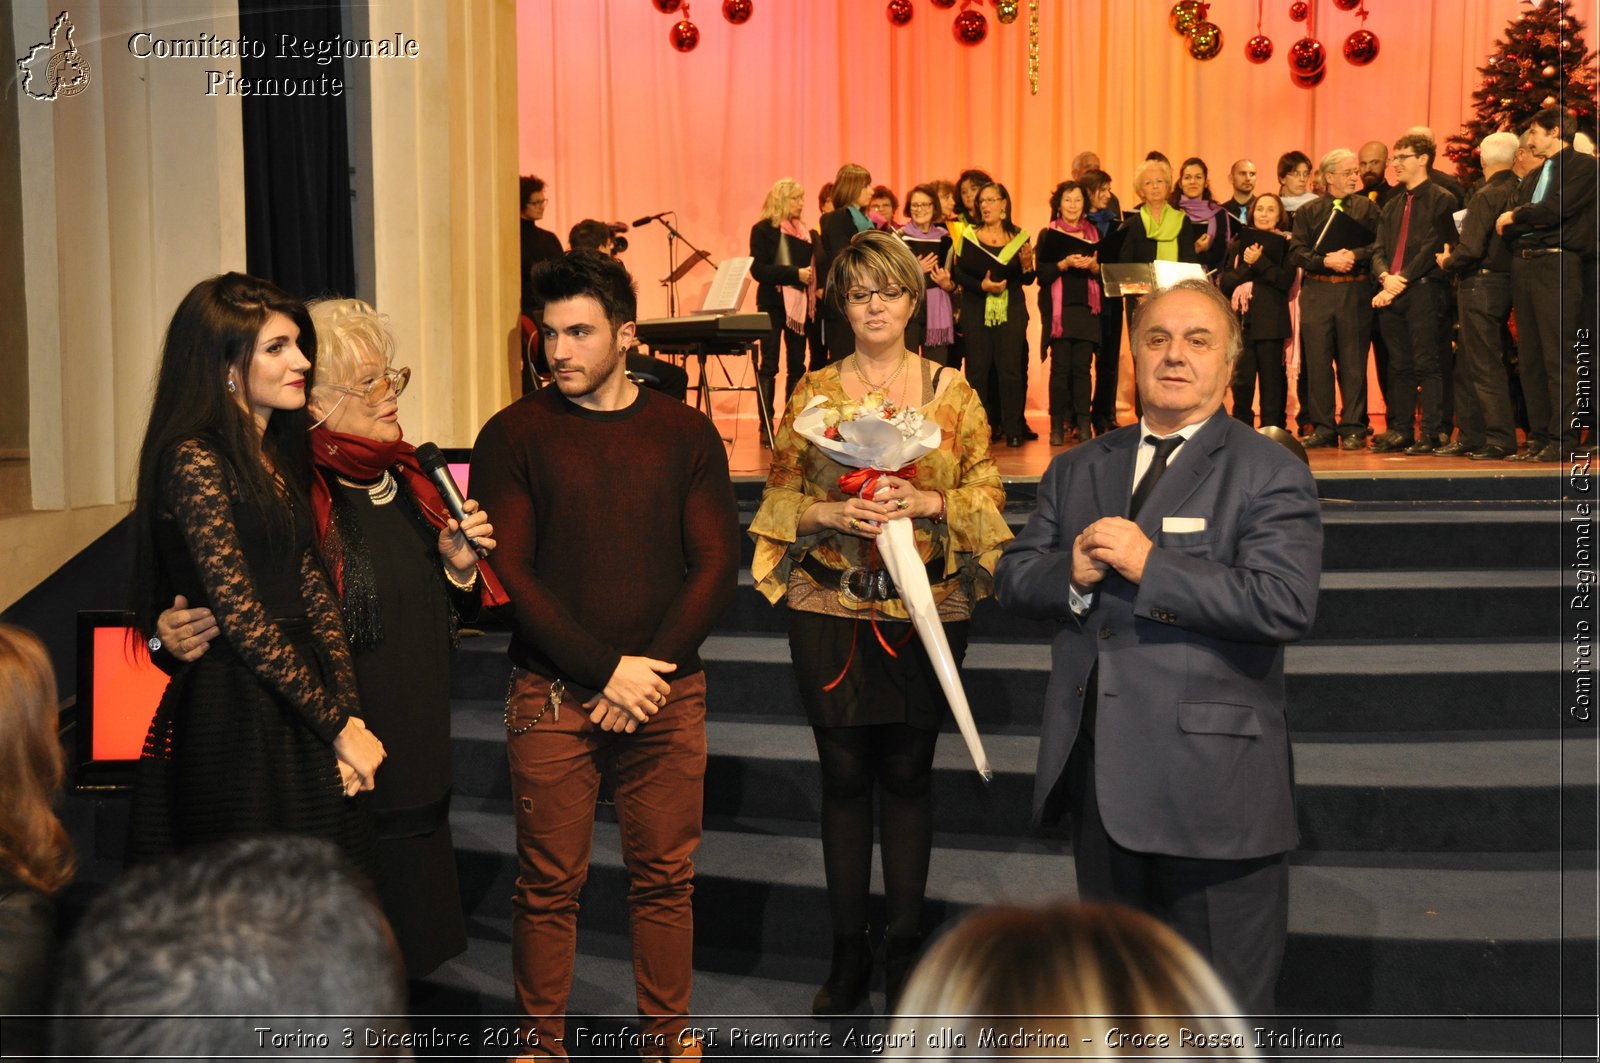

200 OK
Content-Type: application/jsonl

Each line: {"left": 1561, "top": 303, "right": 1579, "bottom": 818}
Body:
{"left": 1162, "top": 517, "right": 1207, "bottom": 533}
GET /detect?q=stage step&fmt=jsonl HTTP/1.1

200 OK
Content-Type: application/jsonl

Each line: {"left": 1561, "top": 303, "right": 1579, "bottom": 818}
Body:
{"left": 449, "top": 706, "right": 1595, "bottom": 854}
{"left": 452, "top": 633, "right": 1563, "bottom": 734}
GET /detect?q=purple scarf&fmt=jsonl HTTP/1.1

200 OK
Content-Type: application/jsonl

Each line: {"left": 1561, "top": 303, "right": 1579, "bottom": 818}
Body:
{"left": 1178, "top": 195, "right": 1222, "bottom": 248}
{"left": 901, "top": 220, "right": 954, "bottom": 347}
{"left": 1046, "top": 218, "right": 1101, "bottom": 337}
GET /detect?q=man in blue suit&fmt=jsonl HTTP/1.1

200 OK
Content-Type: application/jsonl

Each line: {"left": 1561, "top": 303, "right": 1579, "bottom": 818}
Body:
{"left": 995, "top": 279, "right": 1323, "bottom": 1015}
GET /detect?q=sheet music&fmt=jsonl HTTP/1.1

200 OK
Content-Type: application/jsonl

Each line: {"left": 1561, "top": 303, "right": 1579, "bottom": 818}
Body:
{"left": 1151, "top": 260, "right": 1207, "bottom": 286}
{"left": 1452, "top": 207, "right": 1469, "bottom": 235}
{"left": 700, "top": 256, "right": 754, "bottom": 313}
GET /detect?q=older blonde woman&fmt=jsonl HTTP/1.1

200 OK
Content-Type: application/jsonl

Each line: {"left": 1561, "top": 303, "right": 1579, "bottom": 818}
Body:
{"left": 156, "top": 297, "right": 499, "bottom": 978}
{"left": 751, "top": 231, "right": 1011, "bottom": 1016}
{"left": 891, "top": 902, "right": 1257, "bottom": 1059}
{"left": 750, "top": 178, "right": 816, "bottom": 443}
{"left": 1117, "top": 158, "right": 1207, "bottom": 269}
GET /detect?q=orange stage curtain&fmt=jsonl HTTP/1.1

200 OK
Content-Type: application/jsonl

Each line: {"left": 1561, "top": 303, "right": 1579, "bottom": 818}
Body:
{"left": 517, "top": 0, "right": 1525, "bottom": 419}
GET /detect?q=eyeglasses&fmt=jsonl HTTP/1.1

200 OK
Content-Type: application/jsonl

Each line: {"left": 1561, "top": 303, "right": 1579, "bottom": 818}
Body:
{"left": 320, "top": 366, "right": 411, "bottom": 406}
{"left": 908, "top": 201, "right": 935, "bottom": 212}
{"left": 843, "top": 285, "right": 910, "bottom": 305}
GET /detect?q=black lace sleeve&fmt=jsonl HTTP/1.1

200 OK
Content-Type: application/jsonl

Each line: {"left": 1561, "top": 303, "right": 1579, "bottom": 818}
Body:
{"left": 161, "top": 440, "right": 352, "bottom": 743}
{"left": 299, "top": 541, "right": 364, "bottom": 725}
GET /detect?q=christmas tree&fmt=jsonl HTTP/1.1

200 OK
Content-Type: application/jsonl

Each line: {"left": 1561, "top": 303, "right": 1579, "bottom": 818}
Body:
{"left": 1445, "top": 0, "right": 1597, "bottom": 187}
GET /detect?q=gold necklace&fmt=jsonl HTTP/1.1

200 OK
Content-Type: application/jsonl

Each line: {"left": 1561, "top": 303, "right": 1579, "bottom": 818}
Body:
{"left": 852, "top": 352, "right": 909, "bottom": 403}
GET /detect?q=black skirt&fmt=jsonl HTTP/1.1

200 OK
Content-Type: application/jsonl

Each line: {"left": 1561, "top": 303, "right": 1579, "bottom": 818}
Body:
{"left": 788, "top": 609, "right": 970, "bottom": 731}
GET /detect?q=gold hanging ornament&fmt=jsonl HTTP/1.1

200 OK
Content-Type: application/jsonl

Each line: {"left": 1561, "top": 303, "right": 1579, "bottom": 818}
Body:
{"left": 1170, "top": 0, "right": 1206, "bottom": 37}
{"left": 996, "top": 0, "right": 1020, "bottom": 24}
{"left": 1028, "top": 0, "right": 1041, "bottom": 95}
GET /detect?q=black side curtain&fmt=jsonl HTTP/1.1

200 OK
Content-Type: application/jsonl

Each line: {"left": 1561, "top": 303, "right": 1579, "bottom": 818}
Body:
{"left": 238, "top": 0, "right": 354, "bottom": 301}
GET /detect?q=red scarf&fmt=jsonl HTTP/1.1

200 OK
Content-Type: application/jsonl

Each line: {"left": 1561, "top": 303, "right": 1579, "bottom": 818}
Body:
{"left": 309, "top": 426, "right": 510, "bottom": 608}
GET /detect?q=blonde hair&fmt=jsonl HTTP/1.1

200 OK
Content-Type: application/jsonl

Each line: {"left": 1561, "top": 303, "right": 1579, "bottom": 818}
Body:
{"left": 307, "top": 298, "right": 395, "bottom": 392}
{"left": 0, "top": 623, "right": 75, "bottom": 895}
{"left": 760, "top": 177, "right": 803, "bottom": 227}
{"left": 1133, "top": 158, "right": 1174, "bottom": 198}
{"left": 826, "top": 230, "right": 924, "bottom": 315}
{"left": 890, "top": 903, "right": 1256, "bottom": 1059}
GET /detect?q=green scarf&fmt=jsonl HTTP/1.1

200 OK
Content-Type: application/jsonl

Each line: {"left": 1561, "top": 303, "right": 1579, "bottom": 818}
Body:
{"left": 1140, "top": 203, "right": 1185, "bottom": 261}
{"left": 956, "top": 229, "right": 1031, "bottom": 325}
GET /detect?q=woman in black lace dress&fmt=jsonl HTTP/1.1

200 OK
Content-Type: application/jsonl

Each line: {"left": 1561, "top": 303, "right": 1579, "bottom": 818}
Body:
{"left": 129, "top": 274, "right": 388, "bottom": 870}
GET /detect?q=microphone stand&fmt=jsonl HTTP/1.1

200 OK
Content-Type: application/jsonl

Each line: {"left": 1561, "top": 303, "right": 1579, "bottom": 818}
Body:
{"left": 644, "top": 212, "right": 718, "bottom": 317}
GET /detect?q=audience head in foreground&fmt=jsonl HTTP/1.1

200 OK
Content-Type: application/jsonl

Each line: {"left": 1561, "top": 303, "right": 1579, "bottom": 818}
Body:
{"left": 54, "top": 836, "right": 404, "bottom": 1060}
{"left": 891, "top": 902, "right": 1255, "bottom": 1058}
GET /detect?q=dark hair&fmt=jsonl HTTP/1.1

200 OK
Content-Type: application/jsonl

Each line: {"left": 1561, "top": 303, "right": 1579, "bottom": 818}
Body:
{"left": 905, "top": 182, "right": 944, "bottom": 225}
{"left": 528, "top": 250, "right": 638, "bottom": 331}
{"left": 1144, "top": 150, "right": 1170, "bottom": 164}
{"left": 1392, "top": 132, "right": 1436, "bottom": 169}
{"left": 0, "top": 623, "right": 74, "bottom": 896}
{"left": 956, "top": 168, "right": 993, "bottom": 223}
{"left": 870, "top": 184, "right": 899, "bottom": 217}
{"left": 1249, "top": 192, "right": 1290, "bottom": 232}
{"left": 831, "top": 163, "right": 872, "bottom": 211}
{"left": 130, "top": 273, "right": 314, "bottom": 637}
{"left": 1277, "top": 150, "right": 1312, "bottom": 181}
{"left": 817, "top": 181, "right": 835, "bottom": 212}
{"left": 1171, "top": 156, "right": 1214, "bottom": 204}
{"left": 1526, "top": 105, "right": 1577, "bottom": 143}
{"left": 519, "top": 174, "right": 545, "bottom": 205}
{"left": 568, "top": 218, "right": 614, "bottom": 253}
{"left": 1078, "top": 168, "right": 1114, "bottom": 198}
{"left": 54, "top": 837, "right": 404, "bottom": 1059}
{"left": 974, "top": 181, "right": 1020, "bottom": 236}
{"left": 1049, "top": 180, "right": 1089, "bottom": 220}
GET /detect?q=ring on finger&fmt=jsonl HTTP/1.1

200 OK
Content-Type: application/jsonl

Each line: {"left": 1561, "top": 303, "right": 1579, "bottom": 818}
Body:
{"left": 895, "top": 498, "right": 909, "bottom": 511}
{"left": 847, "top": 517, "right": 861, "bottom": 531}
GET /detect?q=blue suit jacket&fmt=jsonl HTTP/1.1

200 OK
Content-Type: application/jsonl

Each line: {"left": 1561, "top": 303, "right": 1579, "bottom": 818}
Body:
{"left": 994, "top": 410, "right": 1322, "bottom": 860}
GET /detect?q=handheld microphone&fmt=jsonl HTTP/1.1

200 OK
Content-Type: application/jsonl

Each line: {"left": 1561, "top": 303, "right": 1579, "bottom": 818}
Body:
{"left": 415, "top": 443, "right": 488, "bottom": 559}
{"left": 632, "top": 211, "right": 670, "bottom": 227}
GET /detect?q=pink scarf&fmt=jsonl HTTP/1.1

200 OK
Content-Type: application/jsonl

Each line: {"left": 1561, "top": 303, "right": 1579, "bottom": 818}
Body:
{"left": 779, "top": 218, "right": 814, "bottom": 334}
{"left": 1047, "top": 218, "right": 1102, "bottom": 337}
{"left": 900, "top": 220, "right": 954, "bottom": 346}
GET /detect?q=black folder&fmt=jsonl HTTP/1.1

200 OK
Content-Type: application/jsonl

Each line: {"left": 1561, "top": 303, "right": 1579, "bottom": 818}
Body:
{"left": 898, "top": 232, "right": 952, "bottom": 263}
{"left": 1235, "top": 226, "right": 1289, "bottom": 258}
{"left": 1313, "top": 209, "right": 1375, "bottom": 253}
{"left": 955, "top": 236, "right": 1006, "bottom": 281}
{"left": 1035, "top": 228, "right": 1098, "bottom": 263}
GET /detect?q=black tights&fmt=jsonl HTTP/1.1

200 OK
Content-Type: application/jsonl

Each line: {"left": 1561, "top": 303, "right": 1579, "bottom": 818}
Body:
{"left": 811, "top": 723, "right": 939, "bottom": 939}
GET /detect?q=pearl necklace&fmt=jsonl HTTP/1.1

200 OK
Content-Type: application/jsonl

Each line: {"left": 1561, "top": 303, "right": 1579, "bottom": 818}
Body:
{"left": 336, "top": 469, "right": 397, "bottom": 506}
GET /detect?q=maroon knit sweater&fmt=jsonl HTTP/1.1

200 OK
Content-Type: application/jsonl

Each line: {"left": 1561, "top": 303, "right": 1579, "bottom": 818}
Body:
{"left": 470, "top": 387, "right": 739, "bottom": 693}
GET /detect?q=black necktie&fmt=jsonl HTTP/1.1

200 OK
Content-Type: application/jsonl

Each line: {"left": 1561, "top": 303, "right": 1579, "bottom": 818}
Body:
{"left": 1129, "top": 435, "right": 1184, "bottom": 519}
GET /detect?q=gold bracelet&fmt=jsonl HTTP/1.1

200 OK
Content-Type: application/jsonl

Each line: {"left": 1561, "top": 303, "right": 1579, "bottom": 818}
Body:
{"left": 931, "top": 491, "right": 947, "bottom": 524}
{"left": 444, "top": 565, "right": 479, "bottom": 591}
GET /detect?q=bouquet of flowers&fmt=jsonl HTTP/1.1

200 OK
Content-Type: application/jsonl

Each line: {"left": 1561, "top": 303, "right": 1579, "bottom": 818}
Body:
{"left": 793, "top": 395, "right": 994, "bottom": 781}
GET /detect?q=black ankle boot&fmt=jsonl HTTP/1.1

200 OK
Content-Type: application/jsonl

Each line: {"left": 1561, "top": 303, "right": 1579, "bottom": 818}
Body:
{"left": 882, "top": 933, "right": 923, "bottom": 1012}
{"left": 811, "top": 929, "right": 872, "bottom": 1016}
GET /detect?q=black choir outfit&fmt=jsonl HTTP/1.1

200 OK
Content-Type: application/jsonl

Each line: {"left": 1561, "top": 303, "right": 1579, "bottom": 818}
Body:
{"left": 1505, "top": 145, "right": 1599, "bottom": 456}
{"left": 1087, "top": 194, "right": 1126, "bottom": 433}
{"left": 1288, "top": 194, "right": 1382, "bottom": 445}
{"left": 749, "top": 219, "right": 815, "bottom": 438}
{"left": 952, "top": 229, "right": 1036, "bottom": 443}
{"left": 1440, "top": 169, "right": 1520, "bottom": 455}
{"left": 1219, "top": 228, "right": 1296, "bottom": 429}
{"left": 816, "top": 207, "right": 877, "bottom": 363}
{"left": 1372, "top": 181, "right": 1459, "bottom": 448}
{"left": 1034, "top": 229, "right": 1100, "bottom": 439}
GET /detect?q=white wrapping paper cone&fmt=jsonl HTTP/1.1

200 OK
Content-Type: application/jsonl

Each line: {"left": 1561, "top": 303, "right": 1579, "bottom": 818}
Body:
{"left": 876, "top": 519, "right": 994, "bottom": 782}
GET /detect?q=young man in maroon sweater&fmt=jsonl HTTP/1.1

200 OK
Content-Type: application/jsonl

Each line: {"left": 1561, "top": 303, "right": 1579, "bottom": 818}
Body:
{"left": 471, "top": 251, "right": 738, "bottom": 1061}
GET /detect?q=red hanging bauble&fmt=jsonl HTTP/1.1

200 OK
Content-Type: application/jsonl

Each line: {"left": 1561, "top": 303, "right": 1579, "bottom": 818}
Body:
{"left": 670, "top": 18, "right": 700, "bottom": 50}
{"left": 722, "top": 0, "right": 752, "bottom": 25}
{"left": 1332, "top": 0, "right": 1360, "bottom": 9}
{"left": 1292, "top": 65, "right": 1326, "bottom": 89}
{"left": 1188, "top": 22, "right": 1224, "bottom": 60}
{"left": 1171, "top": 0, "right": 1206, "bottom": 36}
{"left": 1289, "top": 2, "right": 1309, "bottom": 23}
{"left": 652, "top": 0, "right": 683, "bottom": 12}
{"left": 1288, "top": 36, "right": 1326, "bottom": 75}
{"left": 953, "top": 8, "right": 988, "bottom": 45}
{"left": 930, "top": 0, "right": 956, "bottom": 8}
{"left": 1245, "top": 34, "right": 1274, "bottom": 63}
{"left": 886, "top": 0, "right": 913, "bottom": 27}
{"left": 1344, "top": 29, "right": 1380, "bottom": 66}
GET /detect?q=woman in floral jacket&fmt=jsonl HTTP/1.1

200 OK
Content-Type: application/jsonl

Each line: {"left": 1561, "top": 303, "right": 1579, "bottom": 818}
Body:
{"left": 750, "top": 231, "right": 1011, "bottom": 1015}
